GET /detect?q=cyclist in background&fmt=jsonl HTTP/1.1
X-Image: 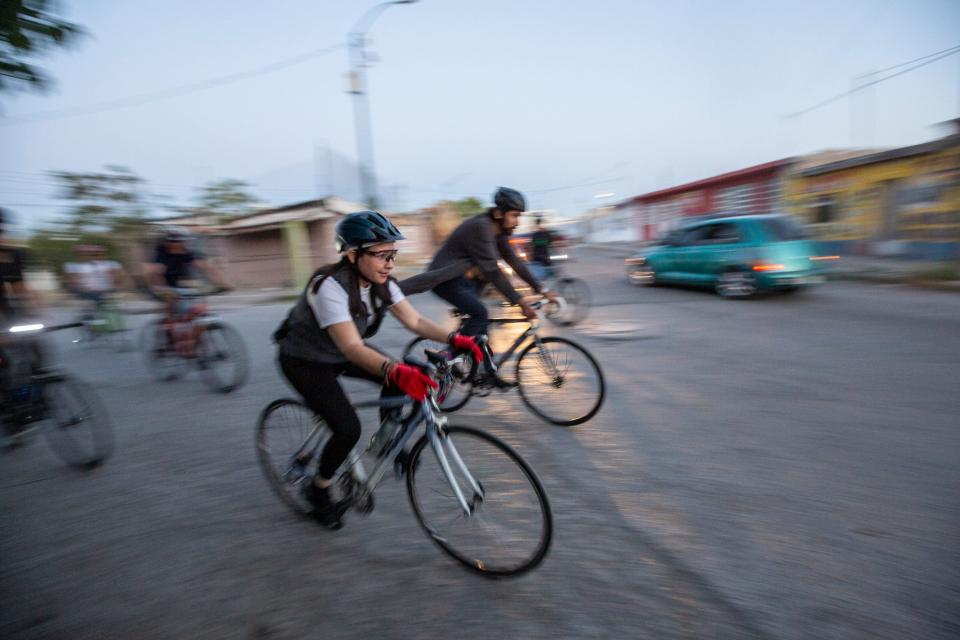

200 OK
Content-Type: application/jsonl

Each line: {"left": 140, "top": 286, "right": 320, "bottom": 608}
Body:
{"left": 144, "top": 228, "right": 229, "bottom": 356}
{"left": 273, "top": 210, "right": 483, "bottom": 529}
{"left": 528, "top": 215, "right": 557, "bottom": 282}
{"left": 0, "top": 208, "right": 37, "bottom": 322}
{"left": 64, "top": 244, "right": 126, "bottom": 306}
{"left": 0, "top": 208, "right": 42, "bottom": 439}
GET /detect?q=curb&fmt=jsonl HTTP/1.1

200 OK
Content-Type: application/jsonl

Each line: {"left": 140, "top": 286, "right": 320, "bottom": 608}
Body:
{"left": 827, "top": 273, "right": 960, "bottom": 291}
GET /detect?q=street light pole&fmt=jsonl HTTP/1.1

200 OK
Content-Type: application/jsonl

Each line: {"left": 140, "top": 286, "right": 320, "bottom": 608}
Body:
{"left": 346, "top": 0, "right": 418, "bottom": 209}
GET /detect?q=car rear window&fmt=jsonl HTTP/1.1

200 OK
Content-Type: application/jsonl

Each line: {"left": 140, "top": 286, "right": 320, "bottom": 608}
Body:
{"left": 760, "top": 216, "right": 809, "bottom": 241}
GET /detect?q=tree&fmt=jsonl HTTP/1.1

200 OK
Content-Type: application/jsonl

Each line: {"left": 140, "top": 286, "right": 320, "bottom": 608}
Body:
{"left": 0, "top": 0, "right": 82, "bottom": 94}
{"left": 195, "top": 178, "right": 257, "bottom": 221}
{"left": 42, "top": 166, "right": 157, "bottom": 274}
{"left": 50, "top": 165, "right": 149, "bottom": 235}
{"left": 451, "top": 196, "right": 483, "bottom": 219}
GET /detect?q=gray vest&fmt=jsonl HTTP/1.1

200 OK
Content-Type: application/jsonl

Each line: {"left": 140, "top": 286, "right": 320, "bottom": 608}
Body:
{"left": 275, "top": 267, "right": 388, "bottom": 365}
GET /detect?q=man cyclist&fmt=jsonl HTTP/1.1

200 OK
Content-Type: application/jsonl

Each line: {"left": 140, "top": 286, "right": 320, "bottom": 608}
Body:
{"left": 399, "top": 187, "right": 556, "bottom": 385}
{"left": 144, "top": 228, "right": 229, "bottom": 356}
{"left": 273, "top": 210, "right": 483, "bottom": 529}
{"left": 144, "top": 228, "right": 228, "bottom": 311}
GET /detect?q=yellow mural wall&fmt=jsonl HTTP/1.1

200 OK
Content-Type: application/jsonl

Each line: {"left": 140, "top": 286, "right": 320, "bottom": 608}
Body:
{"left": 785, "top": 143, "right": 960, "bottom": 247}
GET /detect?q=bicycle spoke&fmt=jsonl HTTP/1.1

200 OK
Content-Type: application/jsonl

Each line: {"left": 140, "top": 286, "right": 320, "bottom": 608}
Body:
{"left": 517, "top": 337, "right": 605, "bottom": 426}
{"left": 407, "top": 427, "right": 551, "bottom": 576}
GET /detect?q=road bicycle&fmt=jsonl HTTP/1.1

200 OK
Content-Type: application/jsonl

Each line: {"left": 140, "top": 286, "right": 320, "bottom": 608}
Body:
{"left": 1, "top": 321, "right": 114, "bottom": 469}
{"left": 404, "top": 299, "right": 605, "bottom": 426}
{"left": 256, "top": 350, "right": 553, "bottom": 577}
{"left": 139, "top": 288, "right": 249, "bottom": 393}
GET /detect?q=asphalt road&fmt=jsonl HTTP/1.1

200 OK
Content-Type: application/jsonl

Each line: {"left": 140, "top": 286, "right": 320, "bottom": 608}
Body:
{"left": 2, "top": 249, "right": 958, "bottom": 639}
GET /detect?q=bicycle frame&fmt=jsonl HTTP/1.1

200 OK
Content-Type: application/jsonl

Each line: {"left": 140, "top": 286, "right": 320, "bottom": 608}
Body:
{"left": 481, "top": 312, "right": 560, "bottom": 380}
{"left": 293, "top": 391, "right": 485, "bottom": 517}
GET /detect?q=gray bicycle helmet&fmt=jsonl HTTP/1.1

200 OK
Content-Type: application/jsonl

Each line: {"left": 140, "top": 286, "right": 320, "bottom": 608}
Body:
{"left": 493, "top": 186, "right": 526, "bottom": 212}
{"left": 335, "top": 210, "right": 406, "bottom": 252}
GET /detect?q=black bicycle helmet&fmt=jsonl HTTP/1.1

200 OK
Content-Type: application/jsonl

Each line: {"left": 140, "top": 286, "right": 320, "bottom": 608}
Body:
{"left": 163, "top": 227, "right": 187, "bottom": 242}
{"left": 493, "top": 186, "right": 526, "bottom": 212}
{"left": 335, "top": 210, "right": 405, "bottom": 252}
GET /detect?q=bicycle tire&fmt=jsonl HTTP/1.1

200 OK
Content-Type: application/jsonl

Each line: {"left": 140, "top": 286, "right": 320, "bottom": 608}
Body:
{"left": 402, "top": 337, "right": 474, "bottom": 413}
{"left": 197, "top": 322, "right": 249, "bottom": 393}
{"left": 516, "top": 336, "right": 605, "bottom": 426}
{"left": 139, "top": 319, "right": 184, "bottom": 381}
{"left": 41, "top": 374, "right": 113, "bottom": 470}
{"left": 547, "top": 277, "right": 591, "bottom": 326}
{"left": 255, "top": 398, "right": 325, "bottom": 518}
{"left": 406, "top": 426, "right": 552, "bottom": 577}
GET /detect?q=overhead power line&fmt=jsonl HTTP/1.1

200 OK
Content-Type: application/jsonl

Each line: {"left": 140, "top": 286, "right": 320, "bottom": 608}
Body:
{"left": 0, "top": 43, "right": 345, "bottom": 126}
{"left": 784, "top": 44, "right": 960, "bottom": 119}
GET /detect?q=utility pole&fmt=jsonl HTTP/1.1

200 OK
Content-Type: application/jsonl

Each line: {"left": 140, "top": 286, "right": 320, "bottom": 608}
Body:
{"left": 346, "top": 1, "right": 419, "bottom": 209}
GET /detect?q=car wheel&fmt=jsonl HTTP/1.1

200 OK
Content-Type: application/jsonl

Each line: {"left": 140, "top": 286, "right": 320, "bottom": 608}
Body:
{"left": 716, "top": 269, "right": 758, "bottom": 299}
{"left": 627, "top": 265, "right": 656, "bottom": 287}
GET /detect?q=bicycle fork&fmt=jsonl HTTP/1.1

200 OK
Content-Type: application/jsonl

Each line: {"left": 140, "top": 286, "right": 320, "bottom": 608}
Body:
{"left": 428, "top": 421, "right": 484, "bottom": 516}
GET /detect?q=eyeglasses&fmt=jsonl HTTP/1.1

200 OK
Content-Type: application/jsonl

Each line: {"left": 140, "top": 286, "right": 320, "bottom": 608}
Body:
{"left": 366, "top": 249, "right": 399, "bottom": 262}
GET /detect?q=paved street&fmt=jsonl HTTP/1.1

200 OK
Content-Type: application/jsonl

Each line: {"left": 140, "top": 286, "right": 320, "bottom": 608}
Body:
{"left": 2, "top": 248, "right": 959, "bottom": 640}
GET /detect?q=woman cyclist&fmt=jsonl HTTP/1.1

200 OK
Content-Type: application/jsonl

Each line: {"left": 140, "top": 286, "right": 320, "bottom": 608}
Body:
{"left": 273, "top": 210, "right": 483, "bottom": 529}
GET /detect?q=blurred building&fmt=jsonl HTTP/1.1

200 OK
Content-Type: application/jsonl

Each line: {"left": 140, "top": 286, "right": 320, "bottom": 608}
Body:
{"left": 583, "top": 204, "right": 639, "bottom": 243}
{"left": 616, "top": 159, "right": 792, "bottom": 241}
{"left": 151, "top": 198, "right": 437, "bottom": 289}
{"left": 784, "top": 122, "right": 960, "bottom": 259}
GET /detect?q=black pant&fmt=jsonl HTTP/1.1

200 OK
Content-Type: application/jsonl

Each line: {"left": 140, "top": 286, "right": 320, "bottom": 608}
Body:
{"left": 433, "top": 276, "right": 489, "bottom": 337}
{"left": 278, "top": 353, "right": 405, "bottom": 480}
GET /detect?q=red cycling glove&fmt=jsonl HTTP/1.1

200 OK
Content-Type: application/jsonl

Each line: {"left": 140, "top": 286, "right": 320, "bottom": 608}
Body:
{"left": 448, "top": 333, "right": 484, "bottom": 364}
{"left": 387, "top": 363, "right": 438, "bottom": 401}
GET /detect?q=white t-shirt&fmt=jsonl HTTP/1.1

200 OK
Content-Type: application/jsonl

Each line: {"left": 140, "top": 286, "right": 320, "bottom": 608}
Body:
{"left": 64, "top": 260, "right": 120, "bottom": 292}
{"left": 307, "top": 276, "right": 405, "bottom": 329}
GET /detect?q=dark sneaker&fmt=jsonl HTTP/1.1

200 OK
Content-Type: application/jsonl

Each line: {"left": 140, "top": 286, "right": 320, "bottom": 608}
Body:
{"left": 302, "top": 482, "right": 343, "bottom": 530}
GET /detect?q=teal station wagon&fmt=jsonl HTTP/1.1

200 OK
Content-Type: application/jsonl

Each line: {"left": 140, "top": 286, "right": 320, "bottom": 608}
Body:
{"left": 625, "top": 214, "right": 832, "bottom": 298}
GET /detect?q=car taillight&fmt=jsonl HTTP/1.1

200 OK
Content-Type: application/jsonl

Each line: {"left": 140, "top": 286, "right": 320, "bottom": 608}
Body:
{"left": 809, "top": 255, "right": 840, "bottom": 261}
{"left": 752, "top": 264, "right": 785, "bottom": 272}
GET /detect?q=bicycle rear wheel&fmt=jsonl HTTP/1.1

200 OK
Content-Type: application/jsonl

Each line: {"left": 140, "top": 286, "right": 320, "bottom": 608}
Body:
{"left": 140, "top": 319, "right": 184, "bottom": 381}
{"left": 547, "top": 277, "right": 591, "bottom": 326}
{"left": 41, "top": 374, "right": 113, "bottom": 470}
{"left": 406, "top": 426, "right": 552, "bottom": 577}
{"left": 256, "top": 399, "right": 328, "bottom": 517}
{"left": 403, "top": 337, "right": 475, "bottom": 412}
{"left": 197, "top": 322, "right": 249, "bottom": 393}
{"left": 516, "top": 336, "right": 605, "bottom": 426}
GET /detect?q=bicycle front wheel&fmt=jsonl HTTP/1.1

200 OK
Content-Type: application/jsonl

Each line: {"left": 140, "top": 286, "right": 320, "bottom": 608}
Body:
{"left": 256, "top": 398, "right": 328, "bottom": 518}
{"left": 197, "top": 322, "right": 249, "bottom": 393}
{"left": 41, "top": 374, "right": 113, "bottom": 470}
{"left": 516, "top": 336, "right": 605, "bottom": 426}
{"left": 406, "top": 426, "right": 552, "bottom": 577}
{"left": 140, "top": 319, "right": 184, "bottom": 381}
{"left": 403, "top": 337, "right": 475, "bottom": 413}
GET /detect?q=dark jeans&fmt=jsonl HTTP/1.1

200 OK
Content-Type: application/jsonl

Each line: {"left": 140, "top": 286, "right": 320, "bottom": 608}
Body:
{"left": 432, "top": 276, "right": 489, "bottom": 337}
{"left": 278, "top": 353, "right": 405, "bottom": 480}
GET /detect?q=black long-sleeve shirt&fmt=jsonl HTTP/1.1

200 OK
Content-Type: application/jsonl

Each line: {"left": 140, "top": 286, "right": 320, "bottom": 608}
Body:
{"left": 398, "top": 212, "right": 542, "bottom": 303}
